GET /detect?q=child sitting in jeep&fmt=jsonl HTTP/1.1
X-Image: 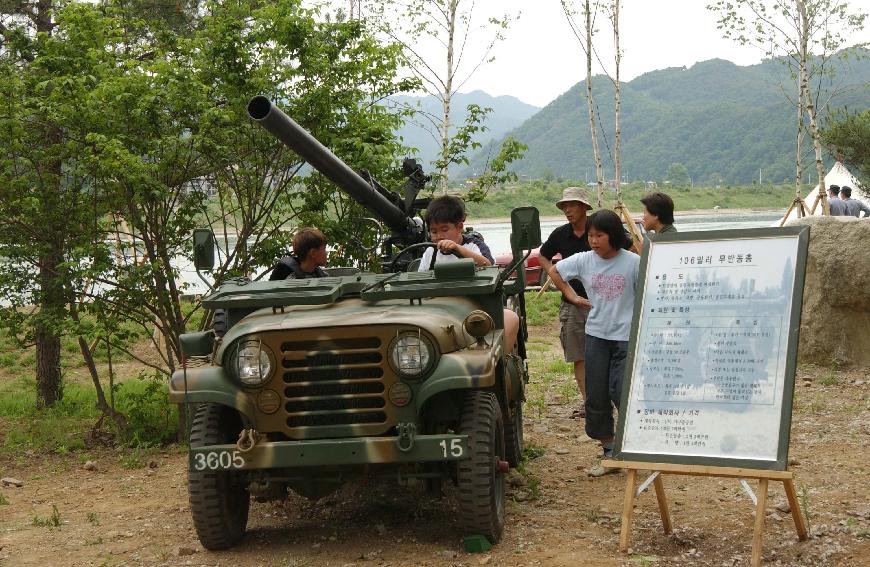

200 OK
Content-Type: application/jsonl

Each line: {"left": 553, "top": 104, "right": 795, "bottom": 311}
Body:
{"left": 418, "top": 196, "right": 520, "bottom": 354}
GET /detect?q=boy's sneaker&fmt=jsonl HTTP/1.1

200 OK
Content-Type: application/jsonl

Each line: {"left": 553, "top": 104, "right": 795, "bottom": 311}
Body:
{"left": 586, "top": 460, "right": 617, "bottom": 477}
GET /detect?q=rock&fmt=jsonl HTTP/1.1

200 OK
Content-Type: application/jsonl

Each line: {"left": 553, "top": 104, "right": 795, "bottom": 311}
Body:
{"left": 788, "top": 458, "right": 800, "bottom": 466}
{"left": 174, "top": 545, "right": 197, "bottom": 556}
{"left": 437, "top": 550, "right": 458, "bottom": 559}
{"left": 148, "top": 460, "right": 159, "bottom": 469}
{"left": 83, "top": 461, "right": 97, "bottom": 471}
{"left": 532, "top": 424, "right": 547, "bottom": 433}
{"left": 787, "top": 217, "right": 870, "bottom": 366}
{"left": 508, "top": 470, "right": 527, "bottom": 488}
{"left": 557, "top": 425, "right": 571, "bottom": 432}
{"left": 0, "top": 478, "right": 23, "bottom": 487}
{"left": 554, "top": 447, "right": 570, "bottom": 455}
{"left": 478, "top": 555, "right": 492, "bottom": 565}
{"left": 775, "top": 501, "right": 791, "bottom": 513}
{"left": 769, "top": 513, "right": 783, "bottom": 522}
{"left": 375, "top": 523, "right": 387, "bottom": 536}
{"left": 513, "top": 491, "right": 529, "bottom": 502}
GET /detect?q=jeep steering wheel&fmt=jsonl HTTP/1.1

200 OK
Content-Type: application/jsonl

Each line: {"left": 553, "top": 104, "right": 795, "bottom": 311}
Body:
{"left": 390, "top": 242, "right": 438, "bottom": 272}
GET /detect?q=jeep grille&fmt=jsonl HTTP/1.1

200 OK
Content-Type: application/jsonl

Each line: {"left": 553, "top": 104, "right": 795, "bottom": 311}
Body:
{"left": 281, "top": 336, "right": 389, "bottom": 435}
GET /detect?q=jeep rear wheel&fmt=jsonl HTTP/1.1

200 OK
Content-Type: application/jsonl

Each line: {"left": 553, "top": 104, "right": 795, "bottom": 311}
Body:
{"left": 188, "top": 404, "right": 249, "bottom": 550}
{"left": 457, "top": 391, "right": 506, "bottom": 543}
{"left": 504, "top": 403, "right": 524, "bottom": 468}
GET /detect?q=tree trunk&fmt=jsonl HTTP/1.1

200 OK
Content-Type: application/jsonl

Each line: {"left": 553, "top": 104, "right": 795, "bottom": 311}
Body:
{"left": 439, "top": 0, "right": 458, "bottom": 194}
{"left": 36, "top": 252, "right": 63, "bottom": 408}
{"left": 584, "top": 0, "right": 604, "bottom": 207}
{"left": 32, "top": 0, "right": 65, "bottom": 410}
{"left": 797, "top": 1, "right": 829, "bottom": 214}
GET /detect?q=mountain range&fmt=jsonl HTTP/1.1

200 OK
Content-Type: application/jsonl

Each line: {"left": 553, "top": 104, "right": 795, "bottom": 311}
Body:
{"left": 455, "top": 52, "right": 870, "bottom": 185}
{"left": 390, "top": 91, "right": 539, "bottom": 170}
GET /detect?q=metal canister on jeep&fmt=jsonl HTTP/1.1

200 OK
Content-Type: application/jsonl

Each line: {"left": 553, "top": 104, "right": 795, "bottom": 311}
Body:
{"left": 169, "top": 96, "right": 541, "bottom": 550}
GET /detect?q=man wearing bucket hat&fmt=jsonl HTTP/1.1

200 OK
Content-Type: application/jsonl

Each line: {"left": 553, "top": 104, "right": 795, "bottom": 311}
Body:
{"left": 540, "top": 187, "right": 633, "bottom": 419}
{"left": 539, "top": 187, "right": 597, "bottom": 419}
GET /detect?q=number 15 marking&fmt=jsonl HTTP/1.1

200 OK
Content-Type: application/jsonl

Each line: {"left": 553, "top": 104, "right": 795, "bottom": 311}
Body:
{"left": 439, "top": 439, "right": 463, "bottom": 458}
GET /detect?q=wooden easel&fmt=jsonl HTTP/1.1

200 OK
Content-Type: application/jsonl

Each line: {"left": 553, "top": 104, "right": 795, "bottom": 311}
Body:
{"left": 602, "top": 460, "right": 808, "bottom": 567}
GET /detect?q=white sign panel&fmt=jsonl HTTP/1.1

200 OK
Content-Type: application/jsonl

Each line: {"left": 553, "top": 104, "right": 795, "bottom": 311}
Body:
{"left": 619, "top": 230, "right": 806, "bottom": 467}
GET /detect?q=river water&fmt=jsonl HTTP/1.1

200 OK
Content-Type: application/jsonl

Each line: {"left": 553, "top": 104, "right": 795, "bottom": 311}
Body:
{"left": 1, "top": 210, "right": 784, "bottom": 303}
{"left": 471, "top": 210, "right": 783, "bottom": 255}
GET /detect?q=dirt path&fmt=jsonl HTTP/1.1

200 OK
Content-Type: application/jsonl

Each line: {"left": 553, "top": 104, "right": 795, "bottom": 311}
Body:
{"left": 1, "top": 342, "right": 869, "bottom": 566}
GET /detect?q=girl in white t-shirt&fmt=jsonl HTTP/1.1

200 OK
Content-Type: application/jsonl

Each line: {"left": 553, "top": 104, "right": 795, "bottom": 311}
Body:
{"left": 549, "top": 209, "right": 639, "bottom": 475}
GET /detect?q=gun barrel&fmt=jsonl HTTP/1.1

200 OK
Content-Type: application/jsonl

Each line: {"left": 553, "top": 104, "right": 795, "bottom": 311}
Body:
{"left": 247, "top": 96, "right": 412, "bottom": 233}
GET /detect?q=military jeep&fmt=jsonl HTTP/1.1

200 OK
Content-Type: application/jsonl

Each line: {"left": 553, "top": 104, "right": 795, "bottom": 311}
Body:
{"left": 168, "top": 97, "right": 540, "bottom": 550}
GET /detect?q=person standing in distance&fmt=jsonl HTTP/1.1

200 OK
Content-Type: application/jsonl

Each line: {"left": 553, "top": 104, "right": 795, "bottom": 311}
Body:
{"left": 840, "top": 186, "right": 870, "bottom": 218}
{"left": 538, "top": 187, "right": 596, "bottom": 419}
{"left": 826, "top": 185, "right": 846, "bottom": 216}
{"left": 640, "top": 192, "right": 677, "bottom": 234}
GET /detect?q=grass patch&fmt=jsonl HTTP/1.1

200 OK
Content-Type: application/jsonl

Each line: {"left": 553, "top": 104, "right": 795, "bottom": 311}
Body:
{"left": 0, "top": 492, "right": 8, "bottom": 505}
{"left": 0, "top": 374, "right": 177, "bottom": 453}
{"left": 86, "top": 511, "right": 100, "bottom": 526}
{"left": 524, "top": 291, "right": 561, "bottom": 327}
{"left": 32, "top": 504, "right": 62, "bottom": 528}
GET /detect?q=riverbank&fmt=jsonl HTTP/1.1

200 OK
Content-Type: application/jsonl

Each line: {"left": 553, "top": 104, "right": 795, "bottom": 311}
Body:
{"left": 473, "top": 207, "right": 785, "bottom": 225}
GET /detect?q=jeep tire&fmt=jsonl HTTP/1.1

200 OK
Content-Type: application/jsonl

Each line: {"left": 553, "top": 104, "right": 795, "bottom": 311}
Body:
{"left": 504, "top": 403, "right": 524, "bottom": 468}
{"left": 188, "top": 403, "right": 249, "bottom": 550}
{"left": 212, "top": 309, "right": 227, "bottom": 338}
{"left": 456, "top": 391, "right": 506, "bottom": 543}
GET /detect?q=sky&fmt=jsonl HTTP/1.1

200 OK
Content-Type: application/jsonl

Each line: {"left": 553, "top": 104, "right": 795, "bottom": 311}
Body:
{"left": 410, "top": 0, "right": 868, "bottom": 108}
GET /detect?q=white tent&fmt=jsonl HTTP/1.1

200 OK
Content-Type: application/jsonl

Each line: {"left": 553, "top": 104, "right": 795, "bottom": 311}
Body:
{"left": 776, "top": 162, "right": 868, "bottom": 225}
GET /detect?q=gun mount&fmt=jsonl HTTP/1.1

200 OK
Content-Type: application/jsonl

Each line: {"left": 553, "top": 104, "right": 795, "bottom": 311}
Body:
{"left": 247, "top": 96, "right": 429, "bottom": 270}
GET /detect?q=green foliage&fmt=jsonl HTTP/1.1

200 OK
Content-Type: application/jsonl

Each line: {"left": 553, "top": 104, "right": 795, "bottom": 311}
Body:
{"left": 32, "top": 505, "right": 62, "bottom": 528}
{"left": 112, "top": 374, "right": 178, "bottom": 447}
{"left": 819, "top": 361, "right": 840, "bottom": 386}
{"left": 666, "top": 163, "right": 691, "bottom": 187}
{"left": 522, "top": 443, "right": 546, "bottom": 461}
{"left": 118, "top": 447, "right": 149, "bottom": 469}
{"left": 86, "top": 511, "right": 100, "bottom": 525}
{"left": 798, "top": 483, "right": 814, "bottom": 531}
{"left": 822, "top": 109, "right": 870, "bottom": 188}
{"left": 0, "top": 375, "right": 177, "bottom": 453}
{"left": 0, "top": 492, "right": 9, "bottom": 505}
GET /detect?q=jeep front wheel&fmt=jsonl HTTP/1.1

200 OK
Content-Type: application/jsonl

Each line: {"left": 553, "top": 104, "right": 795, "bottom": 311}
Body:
{"left": 456, "top": 391, "right": 506, "bottom": 543}
{"left": 188, "top": 403, "right": 249, "bottom": 550}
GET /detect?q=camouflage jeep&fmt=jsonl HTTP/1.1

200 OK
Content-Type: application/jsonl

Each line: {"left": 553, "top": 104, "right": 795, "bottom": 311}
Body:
{"left": 168, "top": 97, "right": 541, "bottom": 550}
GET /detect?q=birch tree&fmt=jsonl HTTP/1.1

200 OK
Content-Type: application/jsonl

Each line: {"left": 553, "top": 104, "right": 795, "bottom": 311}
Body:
{"left": 561, "top": 0, "right": 605, "bottom": 207}
{"left": 708, "top": 0, "right": 867, "bottom": 220}
{"left": 365, "top": 0, "right": 516, "bottom": 192}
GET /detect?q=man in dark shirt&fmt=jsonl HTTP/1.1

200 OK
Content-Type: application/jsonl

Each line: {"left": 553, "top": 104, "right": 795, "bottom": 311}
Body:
{"left": 539, "top": 187, "right": 596, "bottom": 419}
{"left": 827, "top": 185, "right": 846, "bottom": 216}
{"left": 840, "top": 186, "right": 870, "bottom": 218}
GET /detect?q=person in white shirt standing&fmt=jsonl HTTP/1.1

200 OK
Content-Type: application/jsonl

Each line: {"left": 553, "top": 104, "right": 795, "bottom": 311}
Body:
{"left": 548, "top": 209, "right": 640, "bottom": 476}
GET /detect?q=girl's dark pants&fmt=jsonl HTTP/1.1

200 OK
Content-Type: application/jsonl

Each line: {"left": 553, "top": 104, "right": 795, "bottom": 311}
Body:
{"left": 583, "top": 334, "right": 628, "bottom": 440}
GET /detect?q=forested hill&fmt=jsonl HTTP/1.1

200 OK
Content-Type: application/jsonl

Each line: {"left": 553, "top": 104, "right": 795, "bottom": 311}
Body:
{"left": 461, "top": 53, "right": 870, "bottom": 185}
{"left": 391, "top": 91, "right": 539, "bottom": 170}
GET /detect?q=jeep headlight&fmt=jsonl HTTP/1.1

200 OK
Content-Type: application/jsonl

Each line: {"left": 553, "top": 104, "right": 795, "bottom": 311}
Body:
{"left": 236, "top": 340, "right": 273, "bottom": 386}
{"left": 389, "top": 332, "right": 435, "bottom": 378}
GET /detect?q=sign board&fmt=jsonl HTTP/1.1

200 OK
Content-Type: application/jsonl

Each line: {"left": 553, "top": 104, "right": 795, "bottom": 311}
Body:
{"left": 615, "top": 227, "right": 810, "bottom": 470}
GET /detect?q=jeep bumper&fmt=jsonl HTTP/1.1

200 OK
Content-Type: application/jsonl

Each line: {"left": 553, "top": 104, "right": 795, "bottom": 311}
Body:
{"left": 188, "top": 434, "right": 469, "bottom": 471}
